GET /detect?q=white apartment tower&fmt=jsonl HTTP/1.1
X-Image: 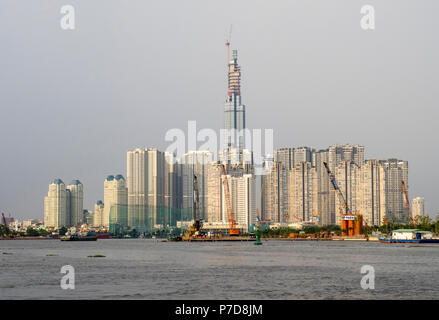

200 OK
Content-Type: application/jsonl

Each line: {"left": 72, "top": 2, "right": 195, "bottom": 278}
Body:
{"left": 262, "top": 161, "right": 288, "bottom": 223}
{"left": 412, "top": 197, "right": 426, "bottom": 219}
{"left": 380, "top": 159, "right": 408, "bottom": 220}
{"left": 104, "top": 175, "right": 128, "bottom": 228}
{"left": 357, "top": 160, "right": 386, "bottom": 226}
{"left": 44, "top": 179, "right": 68, "bottom": 229}
{"left": 93, "top": 200, "right": 105, "bottom": 228}
{"left": 127, "top": 148, "right": 165, "bottom": 229}
{"left": 288, "top": 162, "right": 317, "bottom": 223}
{"left": 207, "top": 163, "right": 223, "bottom": 224}
{"left": 230, "top": 174, "right": 256, "bottom": 230}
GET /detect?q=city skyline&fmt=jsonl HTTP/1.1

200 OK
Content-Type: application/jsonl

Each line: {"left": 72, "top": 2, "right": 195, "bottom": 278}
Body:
{"left": 1, "top": 1, "right": 438, "bottom": 220}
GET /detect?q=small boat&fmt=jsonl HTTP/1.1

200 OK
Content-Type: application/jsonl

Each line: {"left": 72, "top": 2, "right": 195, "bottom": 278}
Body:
{"left": 168, "top": 235, "right": 182, "bottom": 242}
{"left": 379, "top": 229, "right": 439, "bottom": 243}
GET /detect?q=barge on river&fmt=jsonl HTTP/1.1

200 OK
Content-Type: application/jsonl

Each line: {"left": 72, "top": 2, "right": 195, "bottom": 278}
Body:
{"left": 379, "top": 229, "right": 439, "bottom": 243}
{"left": 60, "top": 231, "right": 98, "bottom": 241}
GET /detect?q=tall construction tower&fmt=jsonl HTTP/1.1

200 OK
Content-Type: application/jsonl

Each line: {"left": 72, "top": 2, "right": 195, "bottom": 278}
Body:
{"left": 223, "top": 27, "right": 246, "bottom": 151}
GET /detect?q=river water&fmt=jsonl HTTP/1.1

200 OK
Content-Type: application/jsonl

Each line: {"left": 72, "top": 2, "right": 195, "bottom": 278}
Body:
{"left": 1, "top": 239, "right": 438, "bottom": 299}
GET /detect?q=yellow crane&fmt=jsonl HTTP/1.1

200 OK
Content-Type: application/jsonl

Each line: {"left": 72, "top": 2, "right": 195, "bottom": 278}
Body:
{"left": 183, "top": 174, "right": 204, "bottom": 240}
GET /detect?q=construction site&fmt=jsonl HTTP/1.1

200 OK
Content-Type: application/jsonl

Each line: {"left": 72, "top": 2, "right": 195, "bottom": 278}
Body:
{"left": 179, "top": 164, "right": 256, "bottom": 242}
{"left": 176, "top": 160, "right": 371, "bottom": 242}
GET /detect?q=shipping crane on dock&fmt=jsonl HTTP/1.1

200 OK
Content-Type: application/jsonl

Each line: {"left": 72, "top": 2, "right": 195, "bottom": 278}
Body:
{"left": 221, "top": 164, "right": 240, "bottom": 236}
{"left": 401, "top": 180, "right": 412, "bottom": 222}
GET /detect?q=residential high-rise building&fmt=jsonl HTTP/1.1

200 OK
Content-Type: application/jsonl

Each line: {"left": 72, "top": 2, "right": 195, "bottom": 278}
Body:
{"left": 262, "top": 162, "right": 288, "bottom": 223}
{"left": 319, "top": 144, "right": 365, "bottom": 225}
{"left": 104, "top": 174, "right": 128, "bottom": 229}
{"left": 334, "top": 161, "right": 360, "bottom": 225}
{"left": 230, "top": 174, "right": 256, "bottom": 230}
{"left": 380, "top": 159, "right": 408, "bottom": 221}
{"left": 44, "top": 179, "right": 68, "bottom": 229}
{"left": 207, "top": 162, "right": 223, "bottom": 224}
{"left": 206, "top": 163, "right": 256, "bottom": 230}
{"left": 294, "top": 147, "right": 315, "bottom": 168}
{"left": 412, "top": 197, "right": 426, "bottom": 219}
{"left": 164, "top": 152, "right": 182, "bottom": 226}
{"left": 224, "top": 49, "right": 246, "bottom": 150}
{"left": 67, "top": 180, "right": 84, "bottom": 227}
{"left": 127, "top": 148, "right": 147, "bottom": 228}
{"left": 288, "top": 162, "right": 317, "bottom": 223}
{"left": 328, "top": 144, "right": 364, "bottom": 171}
{"left": 274, "top": 148, "right": 294, "bottom": 171}
{"left": 127, "top": 148, "right": 165, "bottom": 230}
{"left": 356, "top": 160, "right": 386, "bottom": 226}
{"left": 182, "top": 151, "right": 212, "bottom": 222}
{"left": 315, "top": 150, "right": 332, "bottom": 225}
{"left": 273, "top": 148, "right": 295, "bottom": 224}
{"left": 93, "top": 200, "right": 104, "bottom": 227}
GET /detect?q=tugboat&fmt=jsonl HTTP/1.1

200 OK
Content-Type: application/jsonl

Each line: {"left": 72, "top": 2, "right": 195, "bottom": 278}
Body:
{"left": 379, "top": 229, "right": 439, "bottom": 243}
{"left": 60, "top": 231, "right": 98, "bottom": 241}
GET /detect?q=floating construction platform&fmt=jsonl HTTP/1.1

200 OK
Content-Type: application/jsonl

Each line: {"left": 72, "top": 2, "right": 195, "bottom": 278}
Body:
{"left": 183, "top": 236, "right": 256, "bottom": 242}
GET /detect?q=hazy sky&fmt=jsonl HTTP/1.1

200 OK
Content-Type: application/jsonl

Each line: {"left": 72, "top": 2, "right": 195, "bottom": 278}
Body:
{"left": 1, "top": 1, "right": 438, "bottom": 220}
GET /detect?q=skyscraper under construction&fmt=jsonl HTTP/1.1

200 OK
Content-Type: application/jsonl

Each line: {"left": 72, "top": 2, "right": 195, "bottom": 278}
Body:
{"left": 224, "top": 47, "right": 246, "bottom": 150}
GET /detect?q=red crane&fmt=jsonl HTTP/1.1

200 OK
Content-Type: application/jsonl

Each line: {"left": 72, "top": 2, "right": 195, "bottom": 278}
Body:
{"left": 1, "top": 212, "right": 11, "bottom": 238}
{"left": 221, "top": 164, "right": 239, "bottom": 236}
{"left": 401, "top": 180, "right": 412, "bottom": 219}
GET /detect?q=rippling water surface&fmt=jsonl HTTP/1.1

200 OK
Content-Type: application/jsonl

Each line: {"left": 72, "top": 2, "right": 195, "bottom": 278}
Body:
{"left": 1, "top": 239, "right": 438, "bottom": 299}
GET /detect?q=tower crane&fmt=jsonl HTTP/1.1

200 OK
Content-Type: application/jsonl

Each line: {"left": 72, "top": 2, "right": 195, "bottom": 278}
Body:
{"left": 1, "top": 212, "right": 11, "bottom": 238}
{"left": 401, "top": 180, "right": 412, "bottom": 221}
{"left": 183, "top": 174, "right": 204, "bottom": 239}
{"left": 323, "top": 162, "right": 352, "bottom": 215}
{"left": 323, "top": 162, "right": 362, "bottom": 236}
{"left": 192, "top": 174, "right": 202, "bottom": 232}
{"left": 221, "top": 164, "right": 239, "bottom": 236}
